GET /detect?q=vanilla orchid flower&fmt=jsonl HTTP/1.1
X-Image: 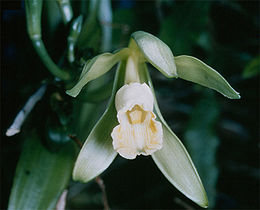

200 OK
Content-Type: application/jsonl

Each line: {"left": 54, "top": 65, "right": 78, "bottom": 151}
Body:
{"left": 66, "top": 31, "right": 240, "bottom": 208}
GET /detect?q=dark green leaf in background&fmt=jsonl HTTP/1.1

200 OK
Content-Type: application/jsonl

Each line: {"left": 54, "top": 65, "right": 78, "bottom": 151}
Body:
{"left": 8, "top": 132, "right": 76, "bottom": 210}
{"left": 242, "top": 56, "right": 260, "bottom": 79}
{"left": 184, "top": 91, "right": 220, "bottom": 207}
{"left": 159, "top": 1, "right": 210, "bottom": 55}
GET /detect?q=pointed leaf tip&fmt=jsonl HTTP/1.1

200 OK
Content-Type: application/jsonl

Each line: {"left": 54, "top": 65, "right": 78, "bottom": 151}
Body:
{"left": 152, "top": 125, "right": 208, "bottom": 208}
{"left": 131, "top": 31, "right": 178, "bottom": 78}
{"left": 73, "top": 60, "right": 127, "bottom": 182}
{"left": 66, "top": 48, "right": 129, "bottom": 97}
{"left": 72, "top": 107, "right": 118, "bottom": 182}
{"left": 175, "top": 55, "right": 240, "bottom": 99}
{"left": 142, "top": 60, "right": 209, "bottom": 208}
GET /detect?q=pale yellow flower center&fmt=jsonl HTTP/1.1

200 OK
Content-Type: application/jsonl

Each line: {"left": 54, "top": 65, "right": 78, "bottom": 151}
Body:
{"left": 127, "top": 105, "right": 145, "bottom": 124}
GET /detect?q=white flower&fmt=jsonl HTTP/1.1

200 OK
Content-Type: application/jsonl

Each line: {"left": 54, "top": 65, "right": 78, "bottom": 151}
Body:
{"left": 68, "top": 31, "right": 240, "bottom": 207}
{"left": 111, "top": 82, "right": 163, "bottom": 159}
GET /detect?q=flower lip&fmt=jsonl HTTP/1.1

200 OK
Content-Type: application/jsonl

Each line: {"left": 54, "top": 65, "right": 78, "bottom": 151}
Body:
{"left": 111, "top": 82, "right": 163, "bottom": 159}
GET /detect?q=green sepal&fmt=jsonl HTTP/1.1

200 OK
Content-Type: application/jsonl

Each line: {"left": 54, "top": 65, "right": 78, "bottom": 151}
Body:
{"left": 175, "top": 55, "right": 240, "bottom": 99}
{"left": 66, "top": 48, "right": 129, "bottom": 97}
{"left": 152, "top": 126, "right": 209, "bottom": 208}
{"left": 72, "top": 60, "right": 126, "bottom": 182}
{"left": 8, "top": 132, "right": 76, "bottom": 210}
{"left": 131, "top": 31, "right": 177, "bottom": 78}
{"left": 140, "top": 64, "right": 208, "bottom": 208}
{"left": 72, "top": 107, "right": 118, "bottom": 182}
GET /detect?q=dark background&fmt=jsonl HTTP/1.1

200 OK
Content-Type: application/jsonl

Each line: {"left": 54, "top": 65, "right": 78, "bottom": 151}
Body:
{"left": 1, "top": 0, "right": 259, "bottom": 209}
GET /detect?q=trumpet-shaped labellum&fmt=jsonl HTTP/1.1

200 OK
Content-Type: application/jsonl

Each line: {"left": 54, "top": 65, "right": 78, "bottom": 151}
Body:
{"left": 111, "top": 83, "right": 163, "bottom": 159}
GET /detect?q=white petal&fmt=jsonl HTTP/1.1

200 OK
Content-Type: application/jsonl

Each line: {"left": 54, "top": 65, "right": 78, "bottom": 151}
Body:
{"left": 115, "top": 83, "right": 154, "bottom": 113}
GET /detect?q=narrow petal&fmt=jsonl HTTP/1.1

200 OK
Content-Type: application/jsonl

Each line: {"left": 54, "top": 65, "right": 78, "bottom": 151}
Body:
{"left": 72, "top": 107, "right": 118, "bottom": 182}
{"left": 66, "top": 48, "right": 129, "bottom": 97}
{"left": 175, "top": 55, "right": 240, "bottom": 99}
{"left": 140, "top": 64, "right": 208, "bottom": 208}
{"left": 73, "top": 61, "right": 127, "bottom": 182}
{"left": 131, "top": 31, "right": 177, "bottom": 78}
{"left": 152, "top": 125, "right": 208, "bottom": 208}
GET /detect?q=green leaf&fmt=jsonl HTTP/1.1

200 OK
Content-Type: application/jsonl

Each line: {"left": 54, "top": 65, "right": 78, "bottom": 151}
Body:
{"left": 175, "top": 55, "right": 240, "bottom": 99}
{"left": 141, "top": 65, "right": 208, "bottom": 208}
{"left": 8, "top": 132, "right": 76, "bottom": 210}
{"left": 131, "top": 31, "right": 177, "bottom": 78}
{"left": 73, "top": 60, "right": 126, "bottom": 182}
{"left": 66, "top": 48, "right": 129, "bottom": 97}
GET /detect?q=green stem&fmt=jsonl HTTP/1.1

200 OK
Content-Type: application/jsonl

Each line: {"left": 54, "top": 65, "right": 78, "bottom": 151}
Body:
{"left": 56, "top": 0, "right": 73, "bottom": 24}
{"left": 31, "top": 38, "right": 71, "bottom": 81}
{"left": 25, "top": 0, "right": 71, "bottom": 81}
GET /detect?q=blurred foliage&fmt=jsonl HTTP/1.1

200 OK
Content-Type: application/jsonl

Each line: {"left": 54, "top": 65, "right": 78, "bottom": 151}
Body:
{"left": 1, "top": 0, "right": 259, "bottom": 209}
{"left": 242, "top": 56, "right": 260, "bottom": 79}
{"left": 159, "top": 1, "right": 210, "bottom": 55}
{"left": 8, "top": 132, "right": 76, "bottom": 210}
{"left": 184, "top": 91, "right": 220, "bottom": 207}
